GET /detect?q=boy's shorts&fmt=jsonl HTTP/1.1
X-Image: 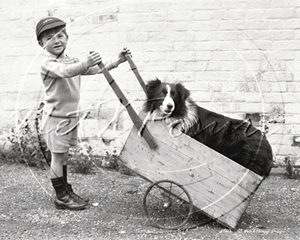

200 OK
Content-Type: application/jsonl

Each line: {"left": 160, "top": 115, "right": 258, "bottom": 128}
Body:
{"left": 41, "top": 112, "right": 78, "bottom": 153}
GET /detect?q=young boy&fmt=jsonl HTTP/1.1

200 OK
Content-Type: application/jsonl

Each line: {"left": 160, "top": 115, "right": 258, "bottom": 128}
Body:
{"left": 36, "top": 16, "right": 130, "bottom": 210}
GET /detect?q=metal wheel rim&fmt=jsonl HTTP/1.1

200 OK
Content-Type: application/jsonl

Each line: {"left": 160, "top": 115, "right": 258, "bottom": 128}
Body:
{"left": 143, "top": 179, "right": 193, "bottom": 230}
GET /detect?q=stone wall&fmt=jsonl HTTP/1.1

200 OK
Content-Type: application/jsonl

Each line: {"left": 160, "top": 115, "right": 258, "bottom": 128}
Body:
{"left": 0, "top": 0, "right": 299, "bottom": 164}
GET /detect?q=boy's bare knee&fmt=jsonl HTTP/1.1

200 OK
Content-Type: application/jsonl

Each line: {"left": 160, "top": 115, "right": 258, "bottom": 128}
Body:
{"left": 51, "top": 152, "right": 68, "bottom": 163}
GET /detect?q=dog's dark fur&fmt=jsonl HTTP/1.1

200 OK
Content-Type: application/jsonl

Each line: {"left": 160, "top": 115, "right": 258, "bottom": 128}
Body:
{"left": 143, "top": 79, "right": 273, "bottom": 177}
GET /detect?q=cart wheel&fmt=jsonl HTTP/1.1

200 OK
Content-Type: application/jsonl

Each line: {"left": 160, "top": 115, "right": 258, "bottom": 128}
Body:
{"left": 143, "top": 180, "right": 193, "bottom": 230}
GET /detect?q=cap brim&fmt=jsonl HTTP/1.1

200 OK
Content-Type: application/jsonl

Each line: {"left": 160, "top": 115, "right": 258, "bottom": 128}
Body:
{"left": 38, "top": 21, "right": 66, "bottom": 39}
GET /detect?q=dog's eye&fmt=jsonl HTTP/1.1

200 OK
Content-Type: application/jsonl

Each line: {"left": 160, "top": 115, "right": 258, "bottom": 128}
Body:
{"left": 159, "top": 90, "right": 167, "bottom": 97}
{"left": 171, "top": 90, "right": 177, "bottom": 98}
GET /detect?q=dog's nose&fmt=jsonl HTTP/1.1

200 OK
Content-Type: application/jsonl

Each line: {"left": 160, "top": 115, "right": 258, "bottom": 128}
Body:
{"left": 167, "top": 104, "right": 173, "bottom": 109}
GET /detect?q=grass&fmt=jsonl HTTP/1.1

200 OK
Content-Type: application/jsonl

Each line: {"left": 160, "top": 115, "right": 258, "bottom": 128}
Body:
{"left": 0, "top": 164, "right": 300, "bottom": 240}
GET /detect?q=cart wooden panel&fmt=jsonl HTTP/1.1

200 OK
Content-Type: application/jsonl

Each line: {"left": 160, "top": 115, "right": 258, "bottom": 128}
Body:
{"left": 119, "top": 112, "right": 263, "bottom": 229}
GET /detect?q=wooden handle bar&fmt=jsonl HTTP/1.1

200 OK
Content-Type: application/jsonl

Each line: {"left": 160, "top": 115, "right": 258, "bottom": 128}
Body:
{"left": 98, "top": 61, "right": 157, "bottom": 149}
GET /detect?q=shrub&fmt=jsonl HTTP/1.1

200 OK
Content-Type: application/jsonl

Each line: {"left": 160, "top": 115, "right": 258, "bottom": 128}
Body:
{"left": 68, "top": 149, "right": 123, "bottom": 174}
{"left": 1, "top": 121, "right": 49, "bottom": 168}
{"left": 68, "top": 146, "right": 95, "bottom": 174}
{"left": 0, "top": 114, "right": 128, "bottom": 175}
{"left": 285, "top": 156, "right": 300, "bottom": 179}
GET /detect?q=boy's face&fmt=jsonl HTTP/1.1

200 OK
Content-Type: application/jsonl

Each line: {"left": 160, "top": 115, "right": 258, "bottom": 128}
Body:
{"left": 40, "top": 29, "right": 68, "bottom": 56}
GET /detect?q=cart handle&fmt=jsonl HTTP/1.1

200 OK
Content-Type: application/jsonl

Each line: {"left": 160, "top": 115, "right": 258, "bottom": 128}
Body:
{"left": 125, "top": 54, "right": 146, "bottom": 93}
{"left": 98, "top": 61, "right": 158, "bottom": 149}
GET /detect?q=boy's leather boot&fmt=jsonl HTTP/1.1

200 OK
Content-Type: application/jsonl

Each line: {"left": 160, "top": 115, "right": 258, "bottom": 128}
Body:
{"left": 54, "top": 194, "right": 87, "bottom": 210}
{"left": 63, "top": 165, "right": 89, "bottom": 203}
{"left": 51, "top": 177, "right": 87, "bottom": 210}
{"left": 66, "top": 183, "right": 89, "bottom": 203}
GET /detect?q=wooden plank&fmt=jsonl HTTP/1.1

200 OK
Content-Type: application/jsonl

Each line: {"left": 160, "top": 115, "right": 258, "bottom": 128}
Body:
{"left": 119, "top": 112, "right": 263, "bottom": 229}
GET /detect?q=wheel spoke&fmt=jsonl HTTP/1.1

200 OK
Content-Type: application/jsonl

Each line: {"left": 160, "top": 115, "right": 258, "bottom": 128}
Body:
{"left": 143, "top": 180, "right": 193, "bottom": 230}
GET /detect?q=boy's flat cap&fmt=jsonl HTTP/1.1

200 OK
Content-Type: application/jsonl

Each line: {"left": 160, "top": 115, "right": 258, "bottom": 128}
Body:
{"left": 36, "top": 17, "right": 66, "bottom": 40}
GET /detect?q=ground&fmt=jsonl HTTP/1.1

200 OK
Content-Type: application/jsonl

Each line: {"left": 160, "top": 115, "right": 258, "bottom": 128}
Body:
{"left": 0, "top": 164, "right": 300, "bottom": 240}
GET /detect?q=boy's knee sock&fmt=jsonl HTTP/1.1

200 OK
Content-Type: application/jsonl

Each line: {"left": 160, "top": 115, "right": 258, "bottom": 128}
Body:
{"left": 51, "top": 177, "right": 67, "bottom": 199}
{"left": 63, "top": 165, "right": 73, "bottom": 192}
{"left": 63, "top": 165, "right": 68, "bottom": 183}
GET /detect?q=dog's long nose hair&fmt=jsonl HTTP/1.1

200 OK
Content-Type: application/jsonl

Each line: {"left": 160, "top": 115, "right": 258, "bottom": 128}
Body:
{"left": 161, "top": 85, "right": 175, "bottom": 112}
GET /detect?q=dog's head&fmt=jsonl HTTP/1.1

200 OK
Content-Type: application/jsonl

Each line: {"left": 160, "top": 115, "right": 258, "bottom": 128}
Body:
{"left": 144, "top": 78, "right": 190, "bottom": 118}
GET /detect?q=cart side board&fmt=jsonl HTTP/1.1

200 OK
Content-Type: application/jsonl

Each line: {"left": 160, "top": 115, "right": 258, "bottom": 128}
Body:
{"left": 119, "top": 112, "right": 263, "bottom": 229}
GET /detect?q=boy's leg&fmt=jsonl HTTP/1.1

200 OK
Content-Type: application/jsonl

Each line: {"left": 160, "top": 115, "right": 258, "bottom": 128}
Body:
{"left": 50, "top": 152, "right": 64, "bottom": 179}
{"left": 62, "top": 152, "right": 68, "bottom": 183}
{"left": 51, "top": 152, "right": 87, "bottom": 210}
{"left": 62, "top": 152, "right": 89, "bottom": 203}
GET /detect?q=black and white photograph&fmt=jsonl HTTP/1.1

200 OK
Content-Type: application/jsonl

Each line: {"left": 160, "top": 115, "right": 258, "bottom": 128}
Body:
{"left": 0, "top": 0, "right": 299, "bottom": 239}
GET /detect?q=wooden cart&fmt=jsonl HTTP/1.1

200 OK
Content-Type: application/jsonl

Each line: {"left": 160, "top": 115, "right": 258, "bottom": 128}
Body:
{"left": 99, "top": 56, "right": 263, "bottom": 230}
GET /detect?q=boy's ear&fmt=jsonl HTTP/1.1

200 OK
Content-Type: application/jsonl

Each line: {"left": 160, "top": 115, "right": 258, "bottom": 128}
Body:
{"left": 65, "top": 34, "right": 69, "bottom": 43}
{"left": 38, "top": 40, "right": 43, "bottom": 47}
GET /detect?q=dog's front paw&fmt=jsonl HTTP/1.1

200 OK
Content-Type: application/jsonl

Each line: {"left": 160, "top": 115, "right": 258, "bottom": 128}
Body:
{"left": 167, "top": 119, "right": 184, "bottom": 137}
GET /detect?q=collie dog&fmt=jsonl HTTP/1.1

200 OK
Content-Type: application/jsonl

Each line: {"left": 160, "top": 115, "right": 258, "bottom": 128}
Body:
{"left": 143, "top": 79, "right": 273, "bottom": 177}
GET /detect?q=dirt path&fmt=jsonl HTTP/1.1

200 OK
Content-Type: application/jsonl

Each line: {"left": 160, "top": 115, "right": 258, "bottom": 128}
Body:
{"left": 0, "top": 164, "right": 299, "bottom": 240}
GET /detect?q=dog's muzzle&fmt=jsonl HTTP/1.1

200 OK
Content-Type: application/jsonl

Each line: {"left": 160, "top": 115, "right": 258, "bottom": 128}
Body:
{"left": 161, "top": 97, "right": 175, "bottom": 114}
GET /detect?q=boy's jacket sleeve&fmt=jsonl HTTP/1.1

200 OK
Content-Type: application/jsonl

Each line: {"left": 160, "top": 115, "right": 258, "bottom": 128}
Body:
{"left": 41, "top": 58, "right": 89, "bottom": 78}
{"left": 82, "top": 65, "right": 101, "bottom": 75}
{"left": 82, "top": 59, "right": 118, "bottom": 75}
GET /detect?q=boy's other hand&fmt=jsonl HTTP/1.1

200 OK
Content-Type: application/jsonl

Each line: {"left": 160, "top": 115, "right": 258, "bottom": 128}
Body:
{"left": 117, "top": 47, "right": 131, "bottom": 65}
{"left": 85, "top": 51, "right": 102, "bottom": 68}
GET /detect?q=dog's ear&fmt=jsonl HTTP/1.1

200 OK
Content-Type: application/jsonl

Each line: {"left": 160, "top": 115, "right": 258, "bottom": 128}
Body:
{"left": 145, "top": 78, "right": 161, "bottom": 93}
{"left": 176, "top": 83, "right": 190, "bottom": 100}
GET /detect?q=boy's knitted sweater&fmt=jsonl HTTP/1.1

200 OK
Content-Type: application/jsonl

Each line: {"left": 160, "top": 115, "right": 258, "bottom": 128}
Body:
{"left": 40, "top": 52, "right": 99, "bottom": 118}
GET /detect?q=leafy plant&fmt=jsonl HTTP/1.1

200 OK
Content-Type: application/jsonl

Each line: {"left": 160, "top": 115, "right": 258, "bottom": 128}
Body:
{"left": 69, "top": 146, "right": 95, "bottom": 174}
{"left": 2, "top": 121, "right": 49, "bottom": 168}
{"left": 0, "top": 116, "right": 130, "bottom": 176}
{"left": 285, "top": 156, "right": 300, "bottom": 179}
{"left": 68, "top": 148, "right": 121, "bottom": 174}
